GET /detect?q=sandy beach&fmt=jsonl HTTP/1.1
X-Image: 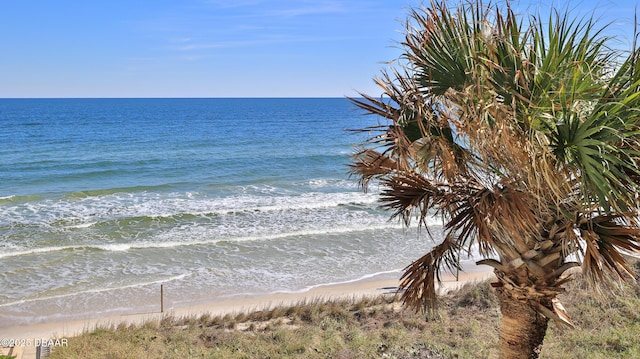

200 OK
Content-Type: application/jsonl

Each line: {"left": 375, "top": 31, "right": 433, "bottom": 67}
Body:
{"left": 0, "top": 267, "right": 493, "bottom": 355}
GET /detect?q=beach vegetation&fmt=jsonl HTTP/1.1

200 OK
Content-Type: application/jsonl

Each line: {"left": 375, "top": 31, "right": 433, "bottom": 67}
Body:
{"left": 48, "top": 273, "right": 640, "bottom": 358}
{"left": 349, "top": 0, "right": 640, "bottom": 358}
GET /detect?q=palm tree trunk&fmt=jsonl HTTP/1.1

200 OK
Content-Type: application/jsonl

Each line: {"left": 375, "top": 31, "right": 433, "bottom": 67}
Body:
{"left": 495, "top": 287, "right": 549, "bottom": 359}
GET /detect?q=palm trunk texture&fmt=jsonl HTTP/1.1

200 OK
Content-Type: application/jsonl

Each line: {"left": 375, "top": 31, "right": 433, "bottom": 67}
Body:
{"left": 495, "top": 286, "right": 550, "bottom": 359}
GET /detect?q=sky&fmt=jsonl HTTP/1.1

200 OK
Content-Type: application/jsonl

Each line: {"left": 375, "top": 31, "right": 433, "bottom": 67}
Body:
{"left": 1, "top": 0, "right": 639, "bottom": 98}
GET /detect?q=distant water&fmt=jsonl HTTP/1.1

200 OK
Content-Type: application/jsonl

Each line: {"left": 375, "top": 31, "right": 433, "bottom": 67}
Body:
{"left": 0, "top": 98, "right": 451, "bottom": 326}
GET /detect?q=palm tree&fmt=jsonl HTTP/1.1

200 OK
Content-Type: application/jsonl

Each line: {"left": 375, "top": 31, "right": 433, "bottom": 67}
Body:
{"left": 350, "top": 1, "right": 640, "bottom": 358}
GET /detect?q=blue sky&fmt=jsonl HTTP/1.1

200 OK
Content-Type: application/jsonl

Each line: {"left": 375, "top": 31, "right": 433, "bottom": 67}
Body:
{"left": 1, "top": 0, "right": 638, "bottom": 98}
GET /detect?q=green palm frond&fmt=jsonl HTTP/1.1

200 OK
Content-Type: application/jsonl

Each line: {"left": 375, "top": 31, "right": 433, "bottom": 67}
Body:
{"left": 546, "top": 108, "right": 635, "bottom": 211}
{"left": 404, "top": 4, "right": 473, "bottom": 95}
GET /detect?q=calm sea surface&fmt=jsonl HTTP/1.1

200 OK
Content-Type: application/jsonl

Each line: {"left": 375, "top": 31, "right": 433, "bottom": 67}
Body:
{"left": 0, "top": 98, "right": 450, "bottom": 326}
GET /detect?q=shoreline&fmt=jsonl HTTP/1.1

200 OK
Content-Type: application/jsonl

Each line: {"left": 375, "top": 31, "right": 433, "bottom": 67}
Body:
{"left": 0, "top": 267, "right": 493, "bottom": 341}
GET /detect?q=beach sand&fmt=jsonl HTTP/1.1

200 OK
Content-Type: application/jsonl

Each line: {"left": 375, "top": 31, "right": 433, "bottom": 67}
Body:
{"left": 0, "top": 268, "right": 493, "bottom": 359}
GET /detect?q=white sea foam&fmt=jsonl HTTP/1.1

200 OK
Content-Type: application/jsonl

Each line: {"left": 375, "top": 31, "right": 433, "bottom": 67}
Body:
{"left": 0, "top": 273, "right": 189, "bottom": 308}
{"left": 0, "top": 246, "right": 75, "bottom": 259}
{"left": 66, "top": 221, "right": 96, "bottom": 229}
{"left": 0, "top": 222, "right": 408, "bottom": 259}
{"left": 272, "top": 270, "right": 403, "bottom": 295}
{"left": 0, "top": 188, "right": 380, "bottom": 228}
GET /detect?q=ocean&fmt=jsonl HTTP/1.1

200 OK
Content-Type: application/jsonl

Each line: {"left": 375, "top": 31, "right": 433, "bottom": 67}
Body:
{"left": 0, "top": 98, "right": 450, "bottom": 326}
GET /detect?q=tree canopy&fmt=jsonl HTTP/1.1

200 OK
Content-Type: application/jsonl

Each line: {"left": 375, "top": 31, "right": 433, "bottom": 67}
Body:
{"left": 350, "top": 1, "right": 640, "bottom": 357}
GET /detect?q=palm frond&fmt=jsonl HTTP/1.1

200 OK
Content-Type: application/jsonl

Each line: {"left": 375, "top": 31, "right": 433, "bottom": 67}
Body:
{"left": 349, "top": 149, "right": 398, "bottom": 189}
{"left": 580, "top": 214, "right": 640, "bottom": 283}
{"left": 404, "top": 2, "right": 474, "bottom": 96}
{"left": 378, "top": 171, "right": 444, "bottom": 227}
{"left": 349, "top": 77, "right": 474, "bottom": 184}
{"left": 399, "top": 234, "right": 461, "bottom": 315}
{"left": 446, "top": 182, "right": 540, "bottom": 258}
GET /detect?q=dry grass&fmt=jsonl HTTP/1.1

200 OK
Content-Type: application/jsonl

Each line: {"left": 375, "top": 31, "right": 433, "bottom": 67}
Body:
{"left": 49, "top": 272, "right": 640, "bottom": 359}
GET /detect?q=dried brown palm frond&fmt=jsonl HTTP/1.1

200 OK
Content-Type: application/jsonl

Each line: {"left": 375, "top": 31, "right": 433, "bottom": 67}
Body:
{"left": 377, "top": 171, "right": 446, "bottom": 226}
{"left": 580, "top": 214, "right": 640, "bottom": 283}
{"left": 349, "top": 68, "right": 425, "bottom": 127}
{"left": 349, "top": 149, "right": 399, "bottom": 189}
{"left": 399, "top": 234, "right": 461, "bottom": 315}
{"left": 444, "top": 182, "right": 541, "bottom": 259}
{"left": 350, "top": 66, "right": 475, "bottom": 183}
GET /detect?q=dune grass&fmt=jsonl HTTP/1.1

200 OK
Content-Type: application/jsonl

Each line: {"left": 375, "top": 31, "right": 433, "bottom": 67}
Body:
{"left": 48, "top": 271, "right": 640, "bottom": 359}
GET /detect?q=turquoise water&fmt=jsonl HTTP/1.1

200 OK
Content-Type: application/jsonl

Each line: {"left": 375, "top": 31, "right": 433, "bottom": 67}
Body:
{"left": 0, "top": 98, "right": 448, "bottom": 326}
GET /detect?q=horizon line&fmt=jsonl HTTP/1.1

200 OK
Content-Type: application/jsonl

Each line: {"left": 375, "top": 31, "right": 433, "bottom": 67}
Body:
{"left": 0, "top": 96, "right": 360, "bottom": 100}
